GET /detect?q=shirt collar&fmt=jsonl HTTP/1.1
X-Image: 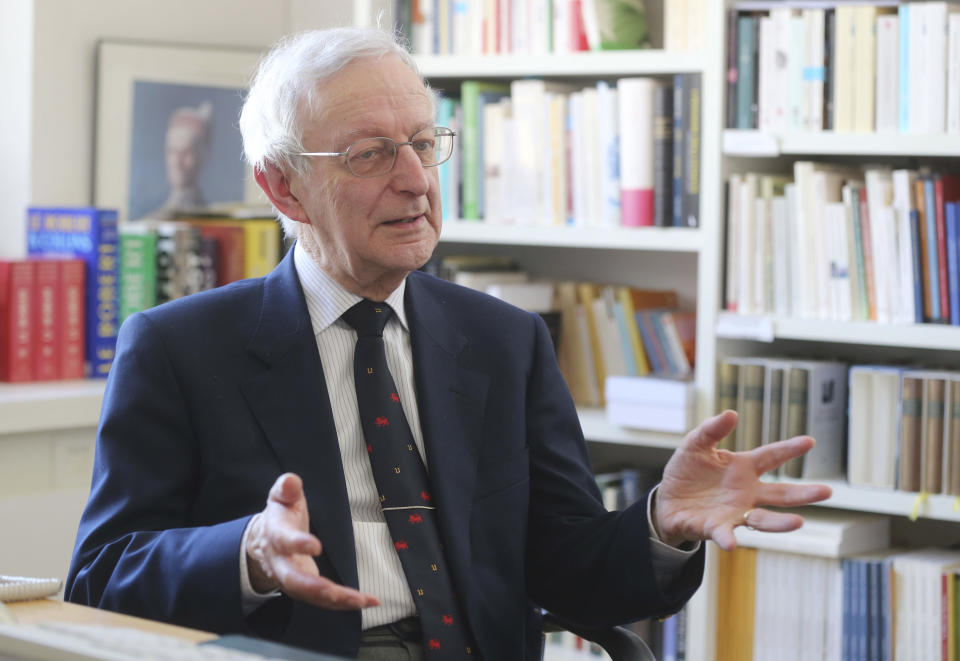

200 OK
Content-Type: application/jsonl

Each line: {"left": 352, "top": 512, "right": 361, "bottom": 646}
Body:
{"left": 293, "top": 241, "right": 409, "bottom": 334}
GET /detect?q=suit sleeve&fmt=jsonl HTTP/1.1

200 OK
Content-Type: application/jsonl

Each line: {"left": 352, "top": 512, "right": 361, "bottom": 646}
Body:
{"left": 64, "top": 311, "right": 252, "bottom": 633}
{"left": 522, "top": 312, "right": 704, "bottom": 626}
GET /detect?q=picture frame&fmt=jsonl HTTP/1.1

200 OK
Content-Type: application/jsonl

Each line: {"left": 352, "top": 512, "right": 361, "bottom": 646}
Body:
{"left": 93, "top": 40, "right": 264, "bottom": 223}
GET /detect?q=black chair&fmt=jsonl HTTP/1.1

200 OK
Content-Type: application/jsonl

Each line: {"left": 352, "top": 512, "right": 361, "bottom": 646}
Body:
{"left": 542, "top": 613, "right": 656, "bottom": 661}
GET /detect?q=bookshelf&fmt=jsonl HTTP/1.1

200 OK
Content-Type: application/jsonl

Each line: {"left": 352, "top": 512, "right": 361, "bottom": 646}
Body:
{"left": 716, "top": 0, "right": 960, "bottom": 658}
{"left": 417, "top": 9, "right": 726, "bottom": 651}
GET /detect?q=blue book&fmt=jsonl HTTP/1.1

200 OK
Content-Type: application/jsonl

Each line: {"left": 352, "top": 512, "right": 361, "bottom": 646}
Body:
{"left": 612, "top": 301, "right": 639, "bottom": 376}
{"left": 26, "top": 207, "right": 119, "bottom": 378}
{"left": 923, "top": 177, "right": 941, "bottom": 320}
{"left": 672, "top": 74, "right": 685, "bottom": 227}
{"left": 946, "top": 202, "right": 960, "bottom": 326}
{"left": 436, "top": 96, "right": 458, "bottom": 221}
{"left": 634, "top": 311, "right": 664, "bottom": 375}
{"left": 660, "top": 613, "right": 678, "bottom": 661}
{"left": 910, "top": 210, "right": 924, "bottom": 324}
{"left": 898, "top": 5, "right": 910, "bottom": 133}
{"left": 841, "top": 559, "right": 852, "bottom": 661}
{"left": 736, "top": 15, "right": 757, "bottom": 129}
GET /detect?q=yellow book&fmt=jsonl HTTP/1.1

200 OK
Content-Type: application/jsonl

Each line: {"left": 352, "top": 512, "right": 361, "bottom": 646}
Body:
{"left": 576, "top": 282, "right": 606, "bottom": 403}
{"left": 615, "top": 286, "right": 651, "bottom": 376}
{"left": 241, "top": 219, "right": 282, "bottom": 278}
{"left": 716, "top": 546, "right": 756, "bottom": 661}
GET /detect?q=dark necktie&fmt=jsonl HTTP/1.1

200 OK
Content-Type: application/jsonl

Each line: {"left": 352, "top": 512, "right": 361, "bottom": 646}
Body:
{"left": 342, "top": 299, "right": 475, "bottom": 659}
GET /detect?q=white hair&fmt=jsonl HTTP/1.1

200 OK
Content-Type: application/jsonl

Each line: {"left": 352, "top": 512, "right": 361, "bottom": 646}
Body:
{"left": 239, "top": 27, "right": 429, "bottom": 238}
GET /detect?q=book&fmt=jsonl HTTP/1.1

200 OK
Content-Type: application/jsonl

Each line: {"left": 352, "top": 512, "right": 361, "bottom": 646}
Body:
{"left": 58, "top": 259, "right": 86, "bottom": 380}
{"left": 556, "top": 281, "right": 601, "bottom": 407}
{"left": 681, "top": 73, "right": 701, "bottom": 228}
{"left": 605, "top": 375, "right": 694, "bottom": 433}
{"left": 618, "top": 77, "right": 656, "bottom": 227}
{"left": 653, "top": 82, "right": 673, "bottom": 228}
{"left": 734, "top": 510, "right": 890, "bottom": 558}
{"left": 26, "top": 207, "right": 119, "bottom": 378}
{"left": 947, "top": 202, "right": 960, "bottom": 326}
{"left": 921, "top": 376, "right": 947, "bottom": 494}
{"left": 948, "top": 376, "right": 960, "bottom": 495}
{"left": 118, "top": 225, "right": 157, "bottom": 324}
{"left": 31, "top": 258, "right": 59, "bottom": 381}
{"left": 0, "top": 260, "right": 34, "bottom": 382}
{"left": 717, "top": 358, "right": 740, "bottom": 451}
{"left": 781, "top": 365, "right": 809, "bottom": 478}
{"left": 736, "top": 362, "right": 765, "bottom": 452}
{"left": 459, "top": 81, "right": 511, "bottom": 220}
{"left": 848, "top": 365, "right": 902, "bottom": 489}
{"left": 899, "top": 374, "right": 924, "bottom": 492}
{"left": 190, "top": 221, "right": 245, "bottom": 286}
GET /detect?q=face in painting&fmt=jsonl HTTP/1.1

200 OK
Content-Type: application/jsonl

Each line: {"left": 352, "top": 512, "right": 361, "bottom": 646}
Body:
{"left": 290, "top": 55, "right": 442, "bottom": 299}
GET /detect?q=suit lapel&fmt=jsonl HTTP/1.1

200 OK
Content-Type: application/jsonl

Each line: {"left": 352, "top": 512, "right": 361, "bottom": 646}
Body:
{"left": 405, "top": 273, "right": 488, "bottom": 606}
{"left": 240, "top": 251, "right": 357, "bottom": 589}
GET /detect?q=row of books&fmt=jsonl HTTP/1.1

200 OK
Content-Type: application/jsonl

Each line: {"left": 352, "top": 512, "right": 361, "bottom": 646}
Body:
{"left": 396, "top": 0, "right": 653, "bottom": 57}
{"left": 724, "top": 164, "right": 960, "bottom": 326}
{"left": 438, "top": 73, "right": 701, "bottom": 228}
{"left": 428, "top": 255, "right": 697, "bottom": 402}
{"left": 727, "top": 1, "right": 960, "bottom": 135}
{"left": 716, "top": 357, "right": 848, "bottom": 480}
{"left": 848, "top": 366, "right": 960, "bottom": 495}
{"left": 720, "top": 510, "right": 960, "bottom": 661}
{"left": 118, "top": 217, "right": 283, "bottom": 323}
{"left": 0, "top": 258, "right": 85, "bottom": 382}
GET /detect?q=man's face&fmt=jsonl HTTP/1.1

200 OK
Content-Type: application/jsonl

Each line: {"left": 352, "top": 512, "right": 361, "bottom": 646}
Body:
{"left": 291, "top": 55, "right": 442, "bottom": 295}
{"left": 166, "top": 125, "right": 204, "bottom": 188}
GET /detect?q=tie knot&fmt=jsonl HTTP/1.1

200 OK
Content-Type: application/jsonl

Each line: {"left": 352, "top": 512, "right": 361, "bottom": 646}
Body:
{"left": 342, "top": 299, "right": 393, "bottom": 337}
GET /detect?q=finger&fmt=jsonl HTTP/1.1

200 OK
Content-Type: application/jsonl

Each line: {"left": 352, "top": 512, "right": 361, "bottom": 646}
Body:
{"left": 270, "top": 528, "right": 322, "bottom": 557}
{"left": 749, "top": 436, "right": 815, "bottom": 475}
{"left": 711, "top": 524, "right": 738, "bottom": 552}
{"left": 757, "top": 481, "right": 832, "bottom": 507}
{"left": 742, "top": 508, "right": 804, "bottom": 533}
{"left": 269, "top": 473, "right": 305, "bottom": 506}
{"left": 684, "top": 410, "right": 739, "bottom": 452}
{"left": 283, "top": 571, "right": 380, "bottom": 610}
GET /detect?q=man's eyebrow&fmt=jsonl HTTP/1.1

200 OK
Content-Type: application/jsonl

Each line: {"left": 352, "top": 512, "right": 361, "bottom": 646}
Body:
{"left": 333, "top": 122, "right": 435, "bottom": 147}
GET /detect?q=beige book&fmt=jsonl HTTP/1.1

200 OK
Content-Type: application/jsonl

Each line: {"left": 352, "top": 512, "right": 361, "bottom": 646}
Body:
{"left": 898, "top": 376, "right": 923, "bottom": 492}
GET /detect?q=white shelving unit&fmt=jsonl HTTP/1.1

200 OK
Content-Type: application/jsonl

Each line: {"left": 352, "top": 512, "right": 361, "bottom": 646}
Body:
{"left": 0, "top": 380, "right": 105, "bottom": 436}
{"left": 418, "top": 16, "right": 726, "bottom": 654}
{"left": 716, "top": 1, "right": 960, "bottom": 658}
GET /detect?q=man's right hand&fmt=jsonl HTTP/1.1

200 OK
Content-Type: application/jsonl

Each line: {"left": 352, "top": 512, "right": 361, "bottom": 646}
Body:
{"left": 246, "top": 473, "right": 380, "bottom": 610}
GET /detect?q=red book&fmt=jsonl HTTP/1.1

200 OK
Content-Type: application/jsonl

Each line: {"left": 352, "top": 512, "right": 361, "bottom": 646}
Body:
{"left": 32, "top": 258, "right": 60, "bottom": 381}
{"left": 935, "top": 174, "right": 960, "bottom": 322}
{"left": 0, "top": 260, "right": 35, "bottom": 382}
{"left": 193, "top": 222, "right": 246, "bottom": 286}
{"left": 59, "top": 259, "right": 86, "bottom": 380}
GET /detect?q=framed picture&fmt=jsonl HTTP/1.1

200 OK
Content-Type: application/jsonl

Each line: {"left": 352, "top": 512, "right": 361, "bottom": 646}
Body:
{"left": 94, "top": 40, "right": 264, "bottom": 223}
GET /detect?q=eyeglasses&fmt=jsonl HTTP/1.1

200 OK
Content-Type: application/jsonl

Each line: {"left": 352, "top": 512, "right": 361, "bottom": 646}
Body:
{"left": 297, "top": 126, "right": 457, "bottom": 178}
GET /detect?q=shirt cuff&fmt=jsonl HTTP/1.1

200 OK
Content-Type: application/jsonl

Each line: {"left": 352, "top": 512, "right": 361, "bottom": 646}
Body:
{"left": 240, "top": 515, "right": 282, "bottom": 615}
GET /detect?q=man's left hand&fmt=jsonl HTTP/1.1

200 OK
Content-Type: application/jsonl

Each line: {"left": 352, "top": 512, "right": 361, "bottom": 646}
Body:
{"left": 654, "top": 410, "right": 832, "bottom": 551}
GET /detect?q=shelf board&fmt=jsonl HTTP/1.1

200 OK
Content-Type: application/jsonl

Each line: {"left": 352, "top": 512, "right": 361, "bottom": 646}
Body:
{"left": 716, "top": 311, "right": 960, "bottom": 350}
{"left": 0, "top": 380, "right": 105, "bottom": 435}
{"left": 416, "top": 50, "right": 707, "bottom": 79}
{"left": 723, "top": 129, "right": 960, "bottom": 158}
{"left": 770, "top": 478, "right": 960, "bottom": 523}
{"left": 577, "top": 407, "right": 684, "bottom": 449}
{"left": 441, "top": 221, "right": 703, "bottom": 252}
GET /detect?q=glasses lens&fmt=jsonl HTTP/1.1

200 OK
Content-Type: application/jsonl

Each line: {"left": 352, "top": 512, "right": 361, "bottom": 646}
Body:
{"left": 346, "top": 138, "right": 396, "bottom": 177}
{"left": 416, "top": 127, "right": 454, "bottom": 167}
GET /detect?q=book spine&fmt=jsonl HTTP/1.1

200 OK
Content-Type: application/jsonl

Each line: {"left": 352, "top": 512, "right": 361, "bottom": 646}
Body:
{"left": 781, "top": 367, "right": 809, "bottom": 478}
{"left": 32, "top": 258, "right": 60, "bottom": 381}
{"left": 716, "top": 360, "right": 739, "bottom": 451}
{"left": 672, "top": 74, "right": 685, "bottom": 228}
{"left": 924, "top": 177, "right": 942, "bottom": 321}
{"left": 736, "top": 14, "right": 757, "bottom": 129}
{"left": 738, "top": 363, "right": 765, "bottom": 452}
{"left": 948, "top": 203, "right": 960, "bottom": 326}
{"left": 59, "top": 259, "right": 86, "bottom": 380}
{"left": 935, "top": 176, "right": 951, "bottom": 322}
{"left": 726, "top": 9, "right": 739, "bottom": 129}
{"left": 460, "top": 81, "right": 483, "bottom": 219}
{"left": 0, "top": 260, "right": 35, "bottom": 382}
{"left": 89, "top": 211, "right": 119, "bottom": 378}
{"left": 617, "top": 78, "right": 655, "bottom": 227}
{"left": 949, "top": 382, "right": 960, "bottom": 495}
{"left": 858, "top": 186, "right": 878, "bottom": 321}
{"left": 653, "top": 83, "right": 673, "bottom": 228}
{"left": 243, "top": 221, "right": 281, "bottom": 279}
{"left": 684, "top": 74, "right": 701, "bottom": 228}
{"left": 119, "top": 230, "right": 158, "bottom": 323}
{"left": 899, "top": 4, "right": 911, "bottom": 132}
{"left": 922, "top": 378, "right": 946, "bottom": 494}
{"left": 900, "top": 376, "right": 923, "bottom": 491}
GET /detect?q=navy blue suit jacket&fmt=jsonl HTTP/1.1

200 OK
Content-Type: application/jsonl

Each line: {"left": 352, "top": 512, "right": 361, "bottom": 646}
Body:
{"left": 65, "top": 249, "right": 703, "bottom": 659}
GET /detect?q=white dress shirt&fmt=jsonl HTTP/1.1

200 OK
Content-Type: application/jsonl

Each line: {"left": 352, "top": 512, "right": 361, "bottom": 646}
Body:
{"left": 239, "top": 242, "right": 698, "bottom": 625}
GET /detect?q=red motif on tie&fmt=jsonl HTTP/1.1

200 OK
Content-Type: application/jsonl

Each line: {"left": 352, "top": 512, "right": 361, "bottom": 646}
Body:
{"left": 375, "top": 416, "right": 389, "bottom": 428}
{"left": 394, "top": 540, "right": 408, "bottom": 550}
{"left": 366, "top": 444, "right": 373, "bottom": 453}
{"left": 409, "top": 513, "right": 423, "bottom": 524}
{"left": 421, "top": 490, "right": 431, "bottom": 502}
{"left": 442, "top": 614, "right": 454, "bottom": 626}
{"left": 390, "top": 392, "right": 400, "bottom": 402}
{"left": 428, "top": 640, "right": 442, "bottom": 650}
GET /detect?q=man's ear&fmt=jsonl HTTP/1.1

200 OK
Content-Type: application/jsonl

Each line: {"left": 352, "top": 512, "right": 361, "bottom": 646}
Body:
{"left": 254, "top": 161, "right": 310, "bottom": 225}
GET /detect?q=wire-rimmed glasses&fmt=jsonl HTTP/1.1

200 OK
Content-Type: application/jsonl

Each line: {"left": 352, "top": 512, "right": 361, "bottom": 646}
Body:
{"left": 297, "top": 126, "right": 456, "bottom": 178}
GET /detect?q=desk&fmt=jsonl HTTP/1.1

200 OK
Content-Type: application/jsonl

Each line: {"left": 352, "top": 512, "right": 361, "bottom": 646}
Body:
{"left": 7, "top": 599, "right": 216, "bottom": 643}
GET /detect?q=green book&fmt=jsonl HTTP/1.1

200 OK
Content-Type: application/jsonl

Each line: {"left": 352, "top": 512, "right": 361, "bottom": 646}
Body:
{"left": 119, "top": 224, "right": 157, "bottom": 323}
{"left": 459, "top": 81, "right": 509, "bottom": 220}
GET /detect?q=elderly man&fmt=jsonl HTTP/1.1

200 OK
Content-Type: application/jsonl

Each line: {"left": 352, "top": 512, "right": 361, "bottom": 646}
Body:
{"left": 66, "top": 27, "right": 830, "bottom": 661}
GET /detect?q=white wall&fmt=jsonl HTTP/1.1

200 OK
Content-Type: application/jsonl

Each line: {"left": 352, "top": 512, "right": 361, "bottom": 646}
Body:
{"left": 0, "top": 0, "right": 34, "bottom": 258}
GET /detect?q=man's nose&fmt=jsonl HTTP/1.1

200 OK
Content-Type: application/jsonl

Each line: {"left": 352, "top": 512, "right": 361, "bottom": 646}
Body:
{"left": 390, "top": 144, "right": 430, "bottom": 195}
